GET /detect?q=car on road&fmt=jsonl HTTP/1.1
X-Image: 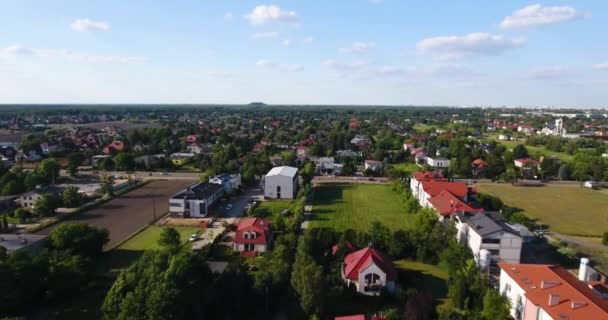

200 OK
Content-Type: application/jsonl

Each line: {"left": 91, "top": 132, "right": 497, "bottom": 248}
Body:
{"left": 161, "top": 172, "right": 169, "bottom": 176}
{"left": 188, "top": 234, "right": 198, "bottom": 242}
{"left": 225, "top": 204, "right": 233, "bottom": 211}
{"left": 354, "top": 177, "right": 360, "bottom": 180}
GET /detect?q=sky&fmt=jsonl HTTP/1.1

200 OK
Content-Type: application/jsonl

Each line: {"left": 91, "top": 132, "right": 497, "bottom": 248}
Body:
{"left": 1, "top": 0, "right": 607, "bottom": 107}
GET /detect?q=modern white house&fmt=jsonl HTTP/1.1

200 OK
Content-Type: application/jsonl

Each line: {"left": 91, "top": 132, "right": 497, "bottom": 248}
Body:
{"left": 312, "top": 157, "right": 342, "bottom": 175}
{"left": 342, "top": 247, "right": 397, "bottom": 296}
{"left": 454, "top": 212, "right": 522, "bottom": 265}
{"left": 168, "top": 182, "right": 224, "bottom": 218}
{"left": 264, "top": 166, "right": 298, "bottom": 199}
{"left": 364, "top": 160, "right": 383, "bottom": 172}
{"left": 499, "top": 261, "right": 608, "bottom": 320}
{"left": 426, "top": 157, "right": 450, "bottom": 172}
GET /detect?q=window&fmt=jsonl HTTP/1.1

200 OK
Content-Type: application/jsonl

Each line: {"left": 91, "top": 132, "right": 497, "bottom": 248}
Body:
{"left": 185, "top": 202, "right": 190, "bottom": 209}
{"left": 482, "top": 238, "right": 501, "bottom": 244}
{"left": 169, "top": 202, "right": 182, "bottom": 207}
{"left": 277, "top": 186, "right": 281, "bottom": 192}
{"left": 489, "top": 249, "right": 500, "bottom": 256}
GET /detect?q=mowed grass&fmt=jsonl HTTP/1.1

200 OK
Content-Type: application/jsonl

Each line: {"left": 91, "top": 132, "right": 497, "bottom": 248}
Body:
{"left": 486, "top": 134, "right": 576, "bottom": 162}
{"left": 98, "top": 226, "right": 202, "bottom": 274}
{"left": 255, "top": 200, "right": 295, "bottom": 219}
{"left": 394, "top": 260, "right": 449, "bottom": 306}
{"left": 477, "top": 183, "right": 608, "bottom": 236}
{"left": 392, "top": 162, "right": 421, "bottom": 176}
{"left": 311, "top": 184, "right": 409, "bottom": 231}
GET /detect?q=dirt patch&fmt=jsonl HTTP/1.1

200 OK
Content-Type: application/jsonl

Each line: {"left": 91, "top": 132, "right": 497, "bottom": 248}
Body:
{"left": 35, "top": 179, "right": 195, "bottom": 250}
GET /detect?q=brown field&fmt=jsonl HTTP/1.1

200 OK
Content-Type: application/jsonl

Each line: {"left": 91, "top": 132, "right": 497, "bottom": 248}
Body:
{"left": 36, "top": 179, "right": 195, "bottom": 249}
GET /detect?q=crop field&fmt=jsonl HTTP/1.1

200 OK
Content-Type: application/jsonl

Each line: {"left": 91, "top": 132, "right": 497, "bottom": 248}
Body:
{"left": 36, "top": 179, "right": 196, "bottom": 249}
{"left": 477, "top": 183, "right": 608, "bottom": 236}
{"left": 310, "top": 183, "right": 409, "bottom": 231}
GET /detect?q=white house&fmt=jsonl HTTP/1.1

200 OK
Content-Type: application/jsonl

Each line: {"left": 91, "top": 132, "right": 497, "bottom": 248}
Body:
{"left": 168, "top": 182, "right": 224, "bottom": 218}
{"left": 364, "top": 160, "right": 383, "bottom": 172}
{"left": 17, "top": 186, "right": 64, "bottom": 209}
{"left": 499, "top": 261, "right": 608, "bottom": 320}
{"left": 454, "top": 212, "right": 522, "bottom": 265}
{"left": 426, "top": 157, "right": 450, "bottom": 171}
{"left": 342, "top": 247, "right": 397, "bottom": 296}
{"left": 264, "top": 166, "right": 298, "bottom": 199}
{"left": 312, "top": 157, "right": 342, "bottom": 175}
{"left": 350, "top": 135, "right": 371, "bottom": 145}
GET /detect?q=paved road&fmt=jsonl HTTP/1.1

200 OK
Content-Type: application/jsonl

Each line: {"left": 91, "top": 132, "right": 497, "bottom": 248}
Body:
{"left": 74, "top": 170, "right": 202, "bottom": 181}
{"left": 312, "top": 176, "right": 390, "bottom": 186}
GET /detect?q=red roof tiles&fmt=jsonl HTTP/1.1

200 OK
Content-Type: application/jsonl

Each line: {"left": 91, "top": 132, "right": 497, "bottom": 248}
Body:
{"left": 343, "top": 247, "right": 397, "bottom": 282}
{"left": 428, "top": 190, "right": 483, "bottom": 217}
{"left": 234, "top": 218, "right": 272, "bottom": 245}
{"left": 421, "top": 180, "right": 468, "bottom": 198}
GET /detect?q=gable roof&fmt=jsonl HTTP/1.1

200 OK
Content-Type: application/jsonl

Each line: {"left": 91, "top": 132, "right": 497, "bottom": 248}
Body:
{"left": 335, "top": 315, "right": 365, "bottom": 320}
{"left": 343, "top": 247, "right": 397, "bottom": 282}
{"left": 412, "top": 171, "right": 442, "bottom": 182}
{"left": 266, "top": 166, "right": 298, "bottom": 178}
{"left": 428, "top": 190, "right": 483, "bottom": 217}
{"left": 234, "top": 218, "right": 272, "bottom": 245}
{"left": 457, "top": 212, "right": 520, "bottom": 237}
{"left": 500, "top": 263, "right": 608, "bottom": 320}
{"left": 421, "top": 180, "right": 468, "bottom": 198}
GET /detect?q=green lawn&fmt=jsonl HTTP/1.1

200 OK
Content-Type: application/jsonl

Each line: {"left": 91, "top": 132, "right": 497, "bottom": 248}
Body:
{"left": 392, "top": 162, "right": 421, "bottom": 176}
{"left": 311, "top": 184, "right": 409, "bottom": 231}
{"left": 477, "top": 183, "right": 608, "bottom": 236}
{"left": 486, "top": 134, "right": 575, "bottom": 162}
{"left": 394, "top": 260, "right": 449, "bottom": 306}
{"left": 254, "top": 200, "right": 295, "bottom": 219}
{"left": 413, "top": 123, "right": 437, "bottom": 132}
{"left": 97, "top": 226, "right": 202, "bottom": 274}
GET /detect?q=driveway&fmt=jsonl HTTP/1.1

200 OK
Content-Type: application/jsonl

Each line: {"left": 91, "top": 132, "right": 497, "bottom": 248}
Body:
{"left": 216, "top": 187, "right": 263, "bottom": 218}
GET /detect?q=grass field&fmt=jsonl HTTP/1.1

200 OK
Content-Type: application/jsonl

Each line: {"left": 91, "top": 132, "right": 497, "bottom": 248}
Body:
{"left": 97, "top": 226, "right": 202, "bottom": 274}
{"left": 311, "top": 184, "right": 409, "bottom": 231}
{"left": 394, "top": 260, "right": 449, "bottom": 306}
{"left": 392, "top": 162, "right": 420, "bottom": 176}
{"left": 486, "top": 134, "right": 576, "bottom": 162}
{"left": 254, "top": 200, "right": 295, "bottom": 219}
{"left": 477, "top": 183, "right": 608, "bottom": 236}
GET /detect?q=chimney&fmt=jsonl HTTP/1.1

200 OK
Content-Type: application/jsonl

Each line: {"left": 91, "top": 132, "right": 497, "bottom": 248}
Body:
{"left": 579, "top": 257, "right": 590, "bottom": 282}
{"left": 548, "top": 294, "right": 560, "bottom": 306}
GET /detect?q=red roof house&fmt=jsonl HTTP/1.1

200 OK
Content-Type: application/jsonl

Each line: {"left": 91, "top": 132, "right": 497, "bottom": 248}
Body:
{"left": 185, "top": 135, "right": 198, "bottom": 143}
{"left": 233, "top": 218, "right": 273, "bottom": 254}
{"left": 472, "top": 159, "right": 487, "bottom": 168}
{"left": 335, "top": 315, "right": 365, "bottom": 320}
{"left": 342, "top": 247, "right": 397, "bottom": 295}
{"left": 514, "top": 158, "right": 540, "bottom": 169}
{"left": 102, "top": 140, "right": 125, "bottom": 154}
{"left": 428, "top": 190, "right": 483, "bottom": 217}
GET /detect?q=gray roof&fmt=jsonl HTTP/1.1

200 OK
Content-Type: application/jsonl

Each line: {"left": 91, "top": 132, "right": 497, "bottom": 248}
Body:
{"left": 266, "top": 166, "right": 298, "bottom": 178}
{"left": 457, "top": 211, "right": 520, "bottom": 237}
{"left": 172, "top": 182, "right": 223, "bottom": 200}
{"left": 0, "top": 234, "right": 47, "bottom": 253}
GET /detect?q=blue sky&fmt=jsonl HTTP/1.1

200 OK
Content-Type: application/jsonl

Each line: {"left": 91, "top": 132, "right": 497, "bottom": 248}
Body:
{"left": 1, "top": 1, "right": 607, "bottom": 107}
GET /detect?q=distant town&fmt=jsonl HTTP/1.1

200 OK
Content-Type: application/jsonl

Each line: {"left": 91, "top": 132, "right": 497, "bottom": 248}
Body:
{"left": 1, "top": 104, "right": 608, "bottom": 320}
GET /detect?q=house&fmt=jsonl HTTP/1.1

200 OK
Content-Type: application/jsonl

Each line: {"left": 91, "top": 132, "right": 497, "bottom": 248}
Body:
{"left": 168, "top": 182, "right": 224, "bottom": 218}
{"left": 341, "top": 246, "right": 397, "bottom": 296}
{"left": 364, "top": 160, "right": 383, "bottom": 172}
{"left": 91, "top": 154, "right": 111, "bottom": 166}
{"left": 17, "top": 185, "right": 64, "bottom": 209}
{"left": 426, "top": 157, "right": 450, "bottom": 172}
{"left": 417, "top": 180, "right": 469, "bottom": 208}
{"left": 40, "top": 143, "right": 62, "bottom": 155}
{"left": 134, "top": 154, "right": 164, "bottom": 169}
{"left": 313, "top": 157, "right": 341, "bottom": 175}
{"left": 186, "top": 143, "right": 204, "bottom": 154}
{"left": 185, "top": 135, "right": 198, "bottom": 143}
{"left": 472, "top": 159, "right": 488, "bottom": 177}
{"left": 0, "top": 234, "right": 48, "bottom": 253}
{"left": 170, "top": 152, "right": 195, "bottom": 166}
{"left": 409, "top": 171, "right": 443, "bottom": 200}
{"left": 427, "top": 190, "right": 483, "bottom": 220}
{"left": 499, "top": 262, "right": 608, "bottom": 320}
{"left": 517, "top": 125, "right": 536, "bottom": 135}
{"left": 403, "top": 142, "right": 415, "bottom": 151}
{"left": 103, "top": 140, "right": 125, "bottom": 154}
{"left": 209, "top": 173, "right": 241, "bottom": 194}
{"left": 514, "top": 158, "right": 540, "bottom": 169}
{"left": 297, "top": 146, "right": 310, "bottom": 158}
{"left": 350, "top": 135, "right": 371, "bottom": 145}
{"left": 455, "top": 212, "right": 522, "bottom": 265}
{"left": 498, "top": 134, "right": 511, "bottom": 141}
{"left": 264, "top": 166, "right": 298, "bottom": 199}
{"left": 233, "top": 218, "right": 273, "bottom": 254}
{"left": 16, "top": 149, "right": 41, "bottom": 162}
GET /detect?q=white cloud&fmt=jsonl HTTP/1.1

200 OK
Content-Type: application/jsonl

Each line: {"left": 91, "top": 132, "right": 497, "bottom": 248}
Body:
{"left": 529, "top": 66, "right": 568, "bottom": 79}
{"left": 303, "top": 36, "right": 314, "bottom": 44}
{"left": 500, "top": 4, "right": 586, "bottom": 29}
{"left": 322, "top": 60, "right": 368, "bottom": 72}
{"left": 281, "top": 39, "right": 291, "bottom": 47}
{"left": 252, "top": 31, "right": 280, "bottom": 39}
{"left": 224, "top": 12, "right": 234, "bottom": 20}
{"left": 593, "top": 63, "right": 608, "bottom": 70}
{"left": 339, "top": 42, "right": 375, "bottom": 54}
{"left": 256, "top": 59, "right": 302, "bottom": 72}
{"left": 1, "top": 45, "right": 146, "bottom": 64}
{"left": 416, "top": 32, "right": 526, "bottom": 60}
{"left": 1, "top": 44, "right": 35, "bottom": 56}
{"left": 375, "top": 66, "right": 406, "bottom": 76}
{"left": 245, "top": 5, "right": 298, "bottom": 25}
{"left": 70, "top": 18, "right": 110, "bottom": 32}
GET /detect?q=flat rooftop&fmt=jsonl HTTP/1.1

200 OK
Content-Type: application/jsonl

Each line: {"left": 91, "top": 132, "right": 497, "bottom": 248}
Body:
{"left": 0, "top": 234, "right": 47, "bottom": 252}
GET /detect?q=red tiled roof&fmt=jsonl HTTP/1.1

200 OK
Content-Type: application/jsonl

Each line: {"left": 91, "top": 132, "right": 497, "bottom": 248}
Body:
{"left": 500, "top": 263, "right": 608, "bottom": 320}
{"left": 472, "top": 159, "right": 487, "bottom": 167}
{"left": 413, "top": 171, "right": 440, "bottom": 181}
{"left": 515, "top": 158, "right": 539, "bottom": 164}
{"left": 297, "top": 146, "right": 310, "bottom": 151}
{"left": 234, "top": 218, "right": 272, "bottom": 245}
{"left": 336, "top": 315, "right": 365, "bottom": 320}
{"left": 332, "top": 240, "right": 355, "bottom": 255}
{"left": 421, "top": 180, "right": 468, "bottom": 198}
{"left": 343, "top": 247, "right": 397, "bottom": 282}
{"left": 428, "top": 190, "right": 483, "bottom": 217}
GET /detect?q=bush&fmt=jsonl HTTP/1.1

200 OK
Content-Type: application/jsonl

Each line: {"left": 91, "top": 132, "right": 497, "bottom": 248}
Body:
{"left": 602, "top": 232, "right": 608, "bottom": 246}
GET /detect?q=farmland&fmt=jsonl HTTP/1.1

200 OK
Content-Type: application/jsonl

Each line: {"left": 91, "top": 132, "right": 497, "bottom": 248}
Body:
{"left": 310, "top": 184, "right": 409, "bottom": 231}
{"left": 35, "top": 179, "right": 196, "bottom": 249}
{"left": 476, "top": 183, "right": 608, "bottom": 237}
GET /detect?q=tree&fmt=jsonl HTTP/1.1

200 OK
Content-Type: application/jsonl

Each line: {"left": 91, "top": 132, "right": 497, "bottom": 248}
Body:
{"left": 602, "top": 232, "right": 608, "bottom": 246}
{"left": 37, "top": 158, "right": 60, "bottom": 183}
{"left": 481, "top": 289, "right": 510, "bottom": 320}
{"left": 14, "top": 208, "right": 31, "bottom": 223}
{"left": 101, "top": 175, "right": 115, "bottom": 197}
{"left": 448, "top": 259, "right": 487, "bottom": 311}
{"left": 24, "top": 172, "right": 46, "bottom": 189}
{"left": 33, "top": 194, "right": 61, "bottom": 217}
{"left": 101, "top": 157, "right": 115, "bottom": 171}
{"left": 404, "top": 290, "right": 434, "bottom": 320}
{"left": 512, "top": 144, "right": 529, "bottom": 160}
{"left": 557, "top": 163, "right": 570, "bottom": 180}
{"left": 67, "top": 152, "right": 85, "bottom": 177}
{"left": 114, "top": 152, "right": 135, "bottom": 172}
{"left": 291, "top": 238, "right": 325, "bottom": 315}
{"left": 158, "top": 228, "right": 181, "bottom": 254}
{"left": 369, "top": 221, "right": 391, "bottom": 252}
{"left": 48, "top": 223, "right": 109, "bottom": 258}
{"left": 1, "top": 214, "right": 8, "bottom": 232}
{"left": 62, "top": 186, "right": 83, "bottom": 208}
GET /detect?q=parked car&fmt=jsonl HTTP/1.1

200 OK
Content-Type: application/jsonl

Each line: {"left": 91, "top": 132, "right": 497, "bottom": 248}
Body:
{"left": 188, "top": 234, "right": 198, "bottom": 242}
